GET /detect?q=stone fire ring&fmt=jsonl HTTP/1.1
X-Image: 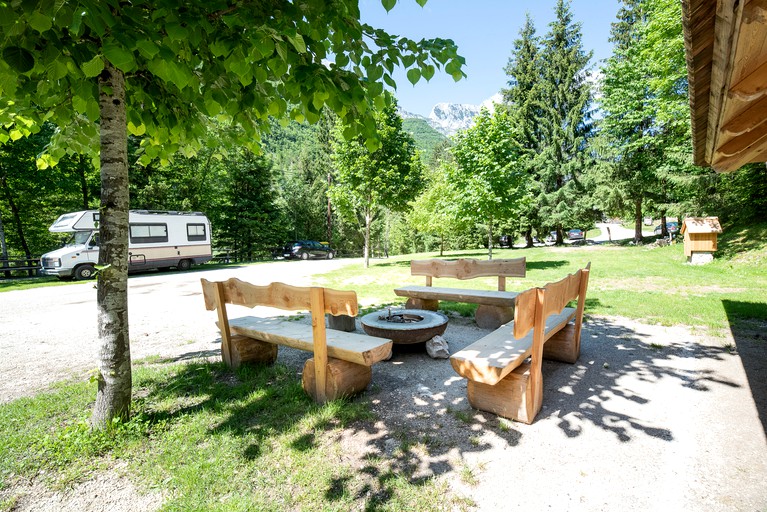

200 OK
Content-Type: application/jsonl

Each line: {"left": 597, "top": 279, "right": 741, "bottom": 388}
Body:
{"left": 360, "top": 309, "right": 448, "bottom": 344}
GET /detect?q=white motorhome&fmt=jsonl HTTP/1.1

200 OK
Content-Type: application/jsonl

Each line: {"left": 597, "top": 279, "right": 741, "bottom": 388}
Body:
{"left": 40, "top": 210, "right": 212, "bottom": 280}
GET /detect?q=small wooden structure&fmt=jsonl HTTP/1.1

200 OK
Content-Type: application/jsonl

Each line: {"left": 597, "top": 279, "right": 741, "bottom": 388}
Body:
{"left": 393, "top": 257, "right": 526, "bottom": 329}
{"left": 681, "top": 217, "right": 723, "bottom": 264}
{"left": 450, "top": 263, "right": 591, "bottom": 424}
{"left": 200, "top": 278, "right": 392, "bottom": 403}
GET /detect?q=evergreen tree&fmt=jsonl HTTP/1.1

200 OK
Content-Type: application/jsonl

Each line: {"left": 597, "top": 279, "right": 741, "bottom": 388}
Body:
{"left": 536, "top": 0, "right": 594, "bottom": 244}
{"left": 502, "top": 13, "right": 545, "bottom": 247}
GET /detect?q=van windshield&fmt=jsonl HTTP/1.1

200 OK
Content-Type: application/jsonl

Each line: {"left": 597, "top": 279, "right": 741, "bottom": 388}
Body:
{"left": 65, "top": 231, "right": 93, "bottom": 247}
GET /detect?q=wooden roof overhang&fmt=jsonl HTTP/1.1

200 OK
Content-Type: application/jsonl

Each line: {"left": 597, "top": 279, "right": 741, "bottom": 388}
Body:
{"left": 683, "top": 0, "right": 767, "bottom": 172}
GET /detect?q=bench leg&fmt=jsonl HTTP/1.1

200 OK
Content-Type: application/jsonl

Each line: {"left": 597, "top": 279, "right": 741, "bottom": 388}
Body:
{"left": 466, "top": 362, "right": 542, "bottom": 424}
{"left": 224, "top": 334, "right": 278, "bottom": 369}
{"left": 474, "top": 305, "right": 515, "bottom": 330}
{"left": 302, "top": 357, "right": 372, "bottom": 402}
{"left": 543, "top": 324, "right": 579, "bottom": 363}
{"left": 405, "top": 298, "right": 439, "bottom": 311}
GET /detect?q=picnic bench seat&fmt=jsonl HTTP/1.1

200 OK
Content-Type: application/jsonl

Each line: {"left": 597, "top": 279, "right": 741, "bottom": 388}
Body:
{"left": 450, "top": 263, "right": 591, "bottom": 424}
{"left": 201, "top": 278, "right": 393, "bottom": 403}
{"left": 393, "top": 257, "right": 526, "bottom": 329}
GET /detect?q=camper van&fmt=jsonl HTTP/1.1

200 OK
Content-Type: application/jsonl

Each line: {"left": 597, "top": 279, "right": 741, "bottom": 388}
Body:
{"left": 40, "top": 210, "right": 212, "bottom": 280}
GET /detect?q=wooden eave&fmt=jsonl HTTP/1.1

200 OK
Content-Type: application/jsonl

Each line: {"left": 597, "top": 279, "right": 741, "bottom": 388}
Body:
{"left": 683, "top": 0, "right": 767, "bottom": 172}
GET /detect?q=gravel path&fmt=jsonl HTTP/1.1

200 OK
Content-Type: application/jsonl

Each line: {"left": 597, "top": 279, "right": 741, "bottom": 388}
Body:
{"left": 1, "top": 259, "right": 765, "bottom": 511}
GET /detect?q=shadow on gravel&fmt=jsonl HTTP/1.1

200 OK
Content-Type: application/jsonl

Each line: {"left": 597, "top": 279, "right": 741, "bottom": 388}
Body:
{"left": 723, "top": 299, "right": 767, "bottom": 437}
{"left": 532, "top": 316, "right": 740, "bottom": 441}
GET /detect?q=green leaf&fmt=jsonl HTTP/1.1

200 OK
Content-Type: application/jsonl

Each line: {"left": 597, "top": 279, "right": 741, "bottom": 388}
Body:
{"left": 135, "top": 39, "right": 160, "bottom": 59}
{"left": 86, "top": 98, "right": 100, "bottom": 121}
{"left": 383, "top": 73, "right": 396, "bottom": 90}
{"left": 335, "top": 53, "right": 349, "bottom": 67}
{"left": 288, "top": 34, "right": 306, "bottom": 53}
{"left": 28, "top": 11, "right": 53, "bottom": 33}
{"left": 2, "top": 46, "right": 35, "bottom": 73}
{"left": 415, "top": 0, "right": 428, "bottom": 6}
{"left": 406, "top": 68, "right": 421, "bottom": 85}
{"left": 422, "top": 64, "right": 435, "bottom": 81}
{"left": 103, "top": 41, "right": 135, "bottom": 71}
{"left": 381, "top": 0, "right": 396, "bottom": 12}
{"left": 165, "top": 22, "right": 189, "bottom": 41}
{"left": 82, "top": 55, "right": 104, "bottom": 77}
{"left": 127, "top": 121, "right": 146, "bottom": 136}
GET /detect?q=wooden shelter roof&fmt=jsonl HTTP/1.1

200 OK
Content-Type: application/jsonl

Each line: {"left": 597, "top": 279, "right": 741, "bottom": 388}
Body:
{"left": 681, "top": 216, "right": 723, "bottom": 234}
{"left": 683, "top": 0, "right": 767, "bottom": 172}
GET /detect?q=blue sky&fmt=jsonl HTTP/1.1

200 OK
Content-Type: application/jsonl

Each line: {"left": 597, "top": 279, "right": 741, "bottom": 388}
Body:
{"left": 360, "top": 0, "right": 619, "bottom": 117}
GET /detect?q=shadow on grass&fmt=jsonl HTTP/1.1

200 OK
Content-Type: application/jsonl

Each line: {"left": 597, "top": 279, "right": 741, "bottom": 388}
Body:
{"left": 131, "top": 354, "right": 492, "bottom": 509}
{"left": 722, "top": 299, "right": 767, "bottom": 437}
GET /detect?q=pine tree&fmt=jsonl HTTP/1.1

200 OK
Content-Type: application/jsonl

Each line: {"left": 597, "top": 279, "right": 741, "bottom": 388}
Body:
{"left": 502, "top": 14, "right": 545, "bottom": 247}
{"left": 536, "top": 0, "right": 594, "bottom": 244}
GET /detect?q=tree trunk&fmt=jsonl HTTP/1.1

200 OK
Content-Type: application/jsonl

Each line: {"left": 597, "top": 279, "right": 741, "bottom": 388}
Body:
{"left": 0, "top": 174, "right": 33, "bottom": 258}
{"left": 364, "top": 209, "right": 371, "bottom": 268}
{"left": 634, "top": 198, "right": 643, "bottom": 244}
{"left": 487, "top": 219, "right": 493, "bottom": 261}
{"left": 0, "top": 210, "right": 8, "bottom": 260}
{"left": 660, "top": 212, "right": 668, "bottom": 237}
{"left": 525, "top": 226, "right": 533, "bottom": 248}
{"left": 91, "top": 61, "right": 132, "bottom": 429}
{"left": 439, "top": 233, "right": 444, "bottom": 256}
{"left": 79, "top": 155, "right": 90, "bottom": 209}
{"left": 326, "top": 172, "right": 333, "bottom": 246}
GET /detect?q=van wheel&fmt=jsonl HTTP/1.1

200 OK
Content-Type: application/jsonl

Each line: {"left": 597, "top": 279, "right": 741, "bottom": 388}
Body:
{"left": 74, "top": 264, "right": 96, "bottom": 281}
{"left": 177, "top": 259, "right": 192, "bottom": 271}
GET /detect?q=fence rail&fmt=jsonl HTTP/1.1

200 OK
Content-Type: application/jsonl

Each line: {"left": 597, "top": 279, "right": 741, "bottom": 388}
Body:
{"left": 1, "top": 258, "right": 40, "bottom": 278}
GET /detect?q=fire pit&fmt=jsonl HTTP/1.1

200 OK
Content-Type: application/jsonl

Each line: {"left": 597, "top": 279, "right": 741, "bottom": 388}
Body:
{"left": 360, "top": 308, "right": 448, "bottom": 344}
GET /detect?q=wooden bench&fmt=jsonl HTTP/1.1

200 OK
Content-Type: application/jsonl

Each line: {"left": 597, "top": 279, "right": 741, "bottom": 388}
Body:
{"left": 393, "top": 257, "right": 526, "bottom": 329}
{"left": 200, "top": 278, "right": 393, "bottom": 403}
{"left": 1, "top": 258, "right": 40, "bottom": 278}
{"left": 450, "top": 263, "right": 591, "bottom": 424}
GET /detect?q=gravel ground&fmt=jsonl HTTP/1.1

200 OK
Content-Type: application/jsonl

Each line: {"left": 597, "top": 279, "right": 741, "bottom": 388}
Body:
{"left": 1, "top": 259, "right": 766, "bottom": 511}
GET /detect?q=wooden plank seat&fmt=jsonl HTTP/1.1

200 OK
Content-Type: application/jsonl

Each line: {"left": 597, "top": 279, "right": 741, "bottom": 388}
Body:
{"left": 450, "top": 263, "right": 591, "bottom": 424}
{"left": 393, "top": 257, "right": 526, "bottom": 329}
{"left": 201, "top": 278, "right": 393, "bottom": 403}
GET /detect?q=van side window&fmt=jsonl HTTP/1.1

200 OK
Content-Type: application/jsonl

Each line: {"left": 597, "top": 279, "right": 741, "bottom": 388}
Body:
{"left": 187, "top": 223, "right": 206, "bottom": 241}
{"left": 130, "top": 223, "right": 168, "bottom": 243}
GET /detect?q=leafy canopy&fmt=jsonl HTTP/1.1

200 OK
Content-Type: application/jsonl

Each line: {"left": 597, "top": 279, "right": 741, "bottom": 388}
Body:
{"left": 0, "top": 0, "right": 465, "bottom": 165}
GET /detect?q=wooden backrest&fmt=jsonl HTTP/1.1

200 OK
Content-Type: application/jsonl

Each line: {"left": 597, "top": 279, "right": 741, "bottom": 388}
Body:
{"left": 200, "top": 278, "right": 359, "bottom": 403}
{"left": 513, "top": 262, "right": 591, "bottom": 341}
{"left": 200, "top": 278, "right": 358, "bottom": 317}
{"left": 410, "top": 257, "right": 526, "bottom": 290}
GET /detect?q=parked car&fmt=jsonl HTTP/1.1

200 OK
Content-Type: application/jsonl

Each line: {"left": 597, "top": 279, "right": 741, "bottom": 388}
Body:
{"left": 499, "top": 235, "right": 512, "bottom": 248}
{"left": 653, "top": 221, "right": 679, "bottom": 235}
{"left": 283, "top": 240, "right": 335, "bottom": 260}
{"left": 567, "top": 228, "right": 585, "bottom": 240}
{"left": 545, "top": 231, "right": 558, "bottom": 243}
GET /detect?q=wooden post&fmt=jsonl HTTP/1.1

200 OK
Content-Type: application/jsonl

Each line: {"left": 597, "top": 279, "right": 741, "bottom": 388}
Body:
{"left": 214, "top": 282, "right": 235, "bottom": 368}
{"left": 498, "top": 276, "right": 506, "bottom": 291}
{"left": 310, "top": 287, "right": 328, "bottom": 403}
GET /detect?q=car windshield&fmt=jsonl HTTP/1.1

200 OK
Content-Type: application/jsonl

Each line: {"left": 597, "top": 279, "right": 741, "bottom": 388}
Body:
{"left": 64, "top": 231, "right": 92, "bottom": 247}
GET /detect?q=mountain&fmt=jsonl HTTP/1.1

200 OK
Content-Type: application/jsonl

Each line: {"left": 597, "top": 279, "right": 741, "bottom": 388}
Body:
{"left": 398, "top": 93, "right": 503, "bottom": 137}
{"left": 402, "top": 117, "right": 447, "bottom": 160}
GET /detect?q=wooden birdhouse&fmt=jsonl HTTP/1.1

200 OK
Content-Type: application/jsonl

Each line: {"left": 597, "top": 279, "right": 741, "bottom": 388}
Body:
{"left": 681, "top": 217, "right": 723, "bottom": 264}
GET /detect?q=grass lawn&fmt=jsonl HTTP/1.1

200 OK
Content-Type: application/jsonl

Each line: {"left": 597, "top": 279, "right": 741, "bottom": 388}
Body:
{"left": 1, "top": 222, "right": 764, "bottom": 510}
{"left": 315, "top": 223, "right": 767, "bottom": 336}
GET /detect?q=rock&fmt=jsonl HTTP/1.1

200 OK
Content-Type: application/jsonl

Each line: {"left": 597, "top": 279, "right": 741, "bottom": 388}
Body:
{"left": 426, "top": 335, "right": 450, "bottom": 359}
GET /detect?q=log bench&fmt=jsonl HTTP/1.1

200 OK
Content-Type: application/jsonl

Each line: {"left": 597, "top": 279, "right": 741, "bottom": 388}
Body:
{"left": 393, "top": 257, "right": 526, "bottom": 329}
{"left": 200, "top": 278, "right": 393, "bottom": 403}
{"left": 449, "top": 263, "right": 591, "bottom": 424}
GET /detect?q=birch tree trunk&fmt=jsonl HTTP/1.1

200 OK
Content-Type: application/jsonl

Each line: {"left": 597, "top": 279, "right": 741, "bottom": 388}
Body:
{"left": 91, "top": 61, "right": 132, "bottom": 429}
{"left": 487, "top": 218, "right": 493, "bottom": 261}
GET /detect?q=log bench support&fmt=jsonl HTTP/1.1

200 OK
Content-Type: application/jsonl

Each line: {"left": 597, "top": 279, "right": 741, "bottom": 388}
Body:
{"left": 395, "top": 257, "right": 526, "bottom": 330}
{"left": 451, "top": 263, "right": 591, "bottom": 424}
{"left": 201, "top": 278, "right": 392, "bottom": 403}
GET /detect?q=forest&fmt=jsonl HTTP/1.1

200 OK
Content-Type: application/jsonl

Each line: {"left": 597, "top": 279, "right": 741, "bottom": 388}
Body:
{"left": 1, "top": 0, "right": 766, "bottom": 266}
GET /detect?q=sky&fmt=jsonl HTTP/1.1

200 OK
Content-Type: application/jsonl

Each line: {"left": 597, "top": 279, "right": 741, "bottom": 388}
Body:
{"left": 359, "top": 0, "right": 620, "bottom": 117}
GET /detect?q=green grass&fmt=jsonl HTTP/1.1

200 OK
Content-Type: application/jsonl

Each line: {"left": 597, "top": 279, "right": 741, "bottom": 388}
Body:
{"left": 315, "top": 222, "right": 767, "bottom": 333}
{"left": 0, "top": 361, "right": 462, "bottom": 511}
